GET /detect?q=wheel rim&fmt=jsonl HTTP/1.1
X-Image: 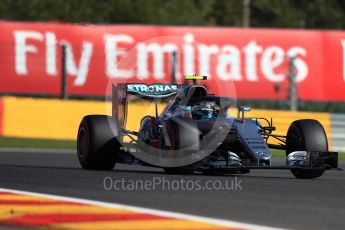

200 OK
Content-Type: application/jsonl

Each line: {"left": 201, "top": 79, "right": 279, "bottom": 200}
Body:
{"left": 78, "top": 127, "right": 87, "bottom": 159}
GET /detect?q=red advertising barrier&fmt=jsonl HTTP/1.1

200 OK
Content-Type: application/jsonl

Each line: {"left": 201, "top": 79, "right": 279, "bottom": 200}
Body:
{"left": 0, "top": 20, "right": 345, "bottom": 101}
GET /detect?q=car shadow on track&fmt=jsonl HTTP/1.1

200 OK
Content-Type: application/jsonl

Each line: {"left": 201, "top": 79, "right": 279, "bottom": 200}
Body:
{"left": 112, "top": 168, "right": 296, "bottom": 180}
{"left": 0, "top": 163, "right": 296, "bottom": 180}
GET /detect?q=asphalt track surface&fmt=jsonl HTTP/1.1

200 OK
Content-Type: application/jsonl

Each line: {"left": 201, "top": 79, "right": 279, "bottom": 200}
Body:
{"left": 0, "top": 150, "right": 344, "bottom": 230}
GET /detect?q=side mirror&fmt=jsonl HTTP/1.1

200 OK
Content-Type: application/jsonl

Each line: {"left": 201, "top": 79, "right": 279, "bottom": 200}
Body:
{"left": 238, "top": 106, "right": 251, "bottom": 112}
{"left": 237, "top": 106, "right": 251, "bottom": 119}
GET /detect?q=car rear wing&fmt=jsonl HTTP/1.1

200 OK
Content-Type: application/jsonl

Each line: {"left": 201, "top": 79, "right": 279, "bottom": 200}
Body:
{"left": 112, "top": 83, "right": 179, "bottom": 129}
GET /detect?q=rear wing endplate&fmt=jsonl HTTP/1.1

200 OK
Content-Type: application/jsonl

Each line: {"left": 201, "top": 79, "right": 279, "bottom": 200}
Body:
{"left": 112, "top": 84, "right": 127, "bottom": 130}
{"left": 112, "top": 83, "right": 179, "bottom": 129}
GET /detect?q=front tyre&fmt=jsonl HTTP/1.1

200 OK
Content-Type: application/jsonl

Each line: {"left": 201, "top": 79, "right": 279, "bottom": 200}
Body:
{"left": 77, "top": 115, "right": 121, "bottom": 170}
{"left": 286, "top": 119, "right": 327, "bottom": 179}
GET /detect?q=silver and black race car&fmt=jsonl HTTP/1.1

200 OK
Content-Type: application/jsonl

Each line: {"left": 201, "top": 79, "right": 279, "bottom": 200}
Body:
{"left": 77, "top": 76, "right": 340, "bottom": 179}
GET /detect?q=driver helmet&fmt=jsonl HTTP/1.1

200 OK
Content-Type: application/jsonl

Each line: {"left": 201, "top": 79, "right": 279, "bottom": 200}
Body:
{"left": 193, "top": 101, "right": 217, "bottom": 119}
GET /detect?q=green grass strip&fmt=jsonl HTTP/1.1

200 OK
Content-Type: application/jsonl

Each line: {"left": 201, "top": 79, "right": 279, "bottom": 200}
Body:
{"left": 0, "top": 136, "right": 75, "bottom": 149}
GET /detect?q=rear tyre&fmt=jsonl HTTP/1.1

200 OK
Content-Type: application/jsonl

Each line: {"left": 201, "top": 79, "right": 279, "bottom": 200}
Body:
{"left": 286, "top": 119, "right": 327, "bottom": 179}
{"left": 77, "top": 115, "right": 121, "bottom": 170}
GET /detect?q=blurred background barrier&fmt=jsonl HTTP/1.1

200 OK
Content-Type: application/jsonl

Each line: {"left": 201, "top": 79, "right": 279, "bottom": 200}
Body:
{"left": 0, "top": 96, "right": 342, "bottom": 151}
{"left": 2, "top": 97, "right": 106, "bottom": 140}
{"left": 0, "top": 99, "right": 3, "bottom": 137}
{"left": 331, "top": 114, "right": 345, "bottom": 152}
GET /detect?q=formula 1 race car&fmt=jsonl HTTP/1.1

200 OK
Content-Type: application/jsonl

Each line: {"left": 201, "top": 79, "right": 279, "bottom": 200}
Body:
{"left": 77, "top": 76, "right": 340, "bottom": 179}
